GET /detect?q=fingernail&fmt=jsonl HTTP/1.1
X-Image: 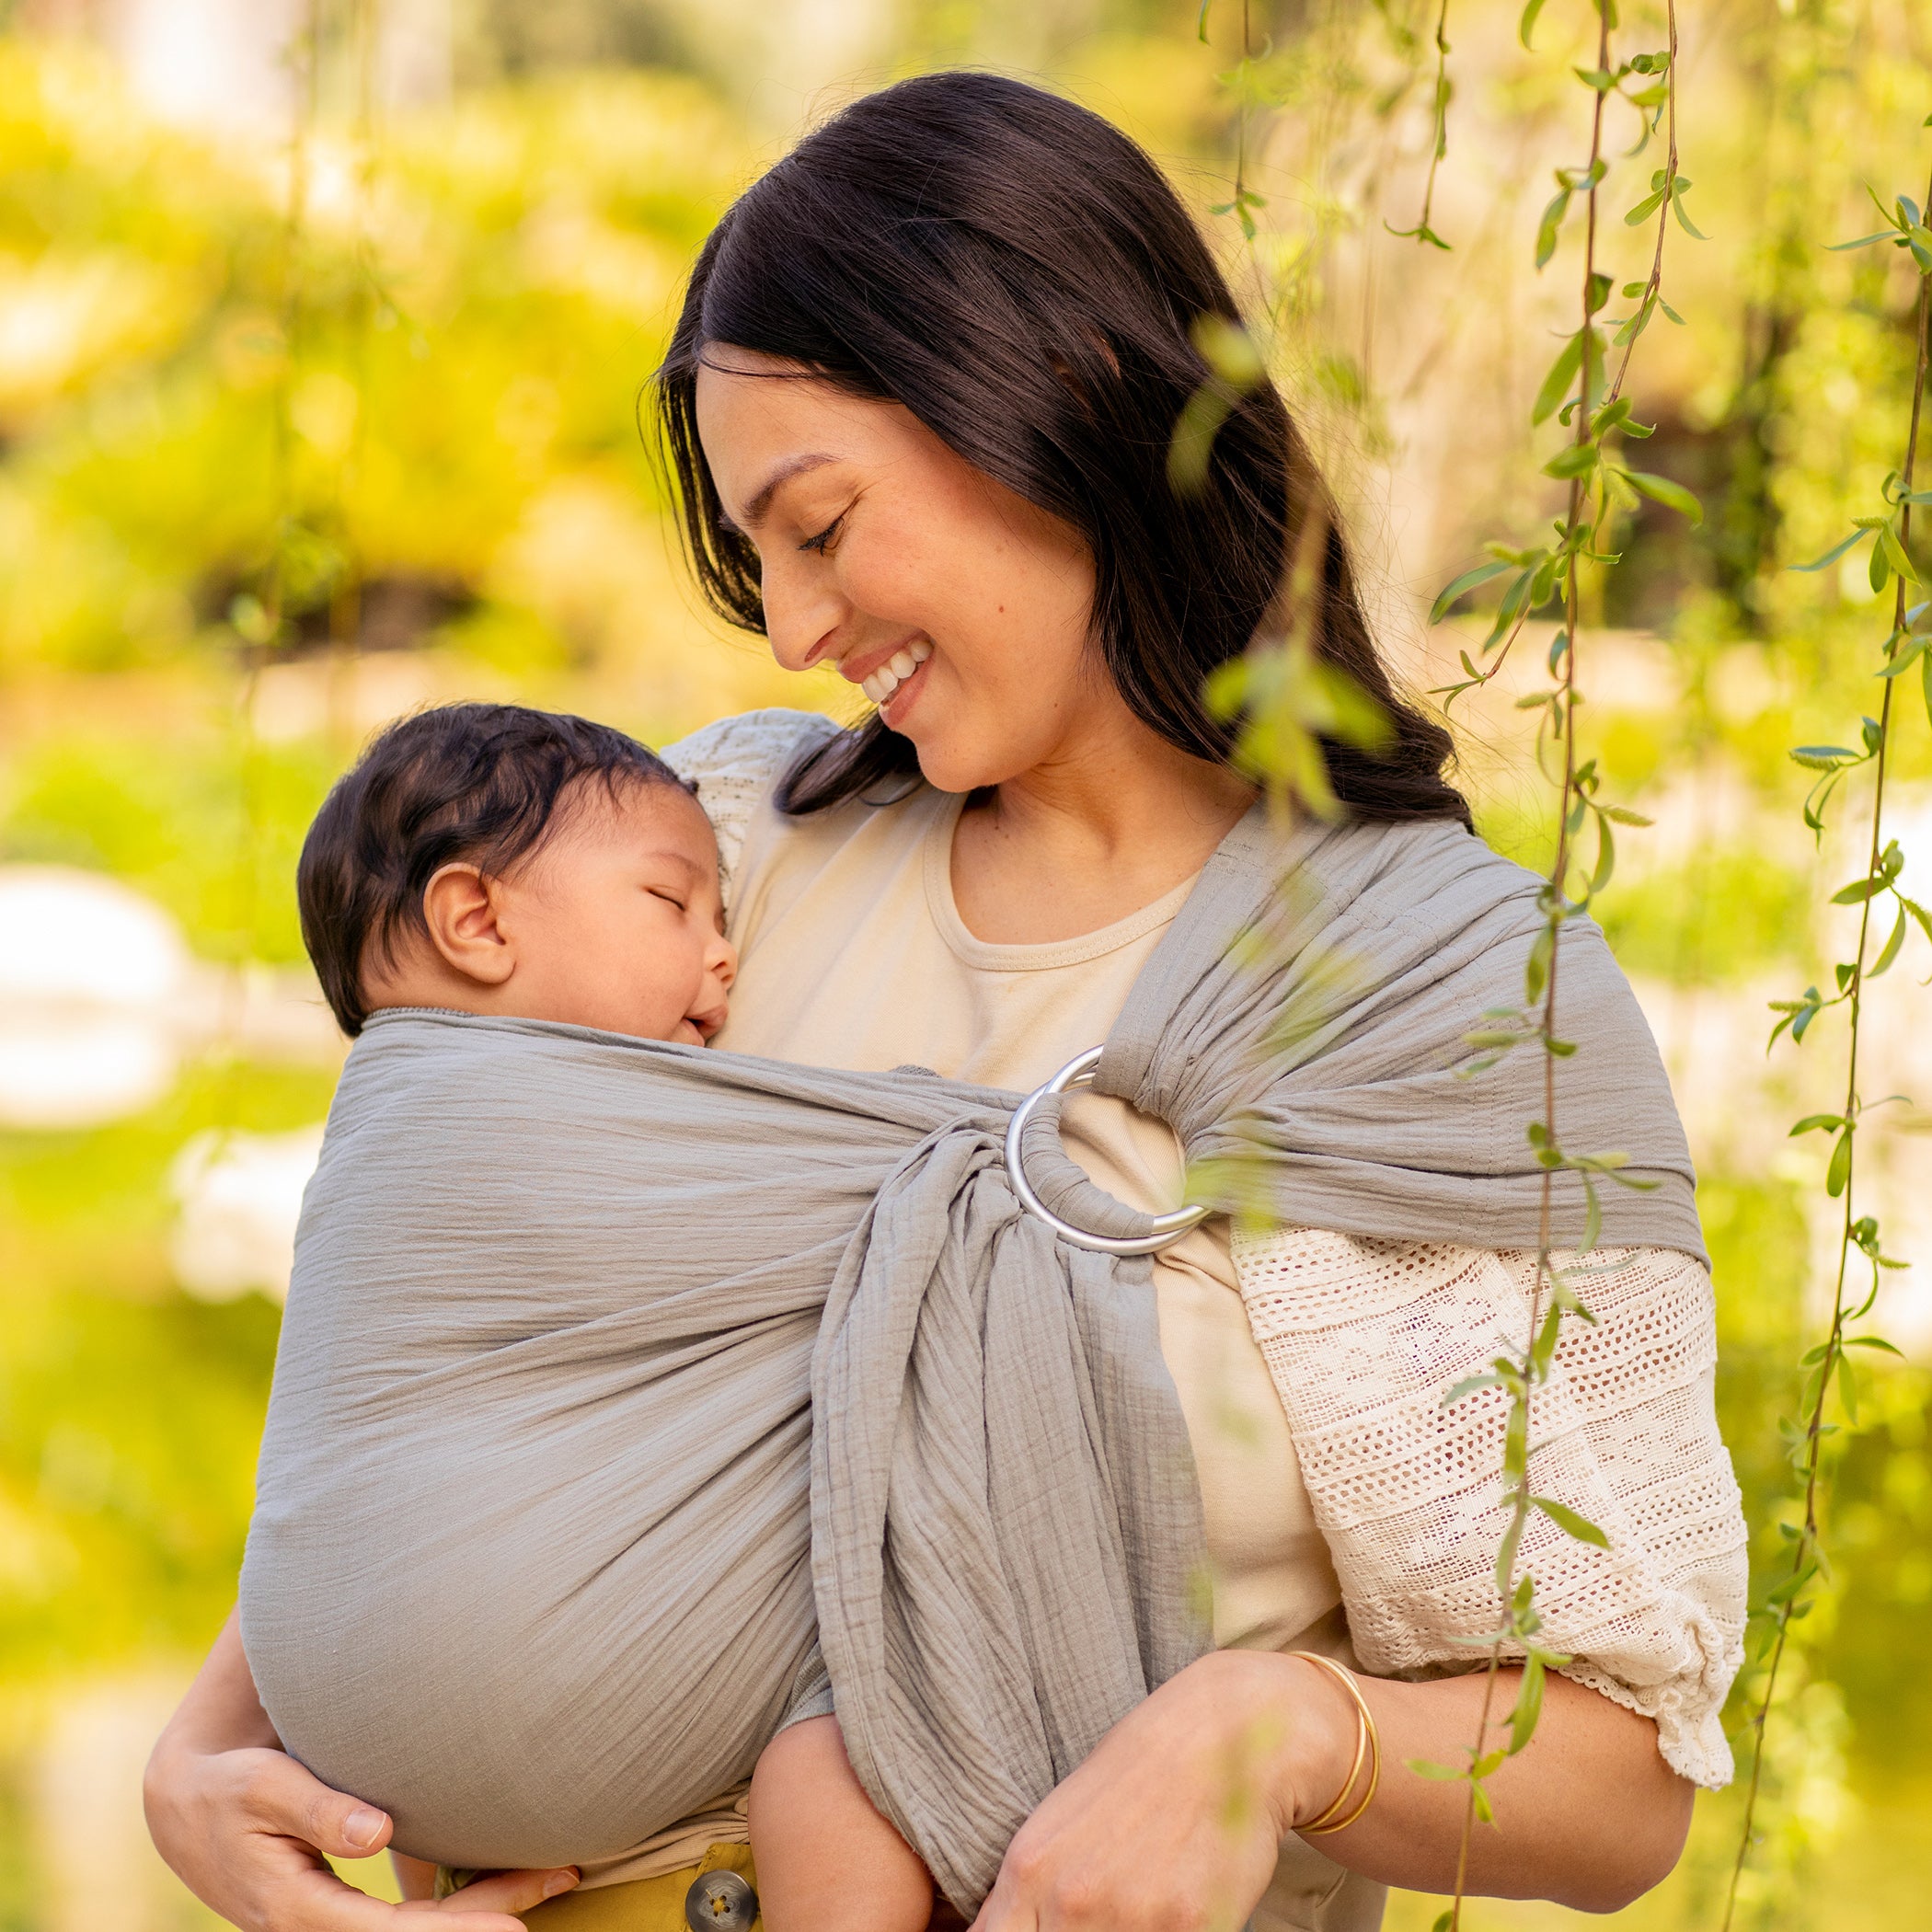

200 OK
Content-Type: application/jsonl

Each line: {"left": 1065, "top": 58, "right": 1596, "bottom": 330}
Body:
{"left": 543, "top": 1870, "right": 580, "bottom": 1901}
{"left": 343, "top": 1806, "right": 384, "bottom": 1849}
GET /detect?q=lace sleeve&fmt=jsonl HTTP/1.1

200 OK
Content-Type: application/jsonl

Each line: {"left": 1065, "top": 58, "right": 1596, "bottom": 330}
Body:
{"left": 661, "top": 708, "right": 842, "bottom": 907}
{"left": 1230, "top": 1229, "right": 1748, "bottom": 1788}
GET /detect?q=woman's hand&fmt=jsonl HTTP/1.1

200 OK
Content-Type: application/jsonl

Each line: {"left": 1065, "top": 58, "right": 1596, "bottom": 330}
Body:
{"left": 970, "top": 1650, "right": 1355, "bottom": 1932}
{"left": 144, "top": 1610, "right": 580, "bottom": 1932}
{"left": 970, "top": 1647, "right": 1694, "bottom": 1930}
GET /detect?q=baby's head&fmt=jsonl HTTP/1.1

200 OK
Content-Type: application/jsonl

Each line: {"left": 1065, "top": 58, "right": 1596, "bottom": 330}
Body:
{"left": 298, "top": 704, "right": 735, "bottom": 1045}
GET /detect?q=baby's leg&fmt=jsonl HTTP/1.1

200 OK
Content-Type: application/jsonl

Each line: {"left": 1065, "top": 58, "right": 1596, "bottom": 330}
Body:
{"left": 747, "top": 1715, "right": 934, "bottom": 1932}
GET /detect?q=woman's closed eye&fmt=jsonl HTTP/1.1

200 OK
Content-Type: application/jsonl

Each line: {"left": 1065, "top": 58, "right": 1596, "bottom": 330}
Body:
{"left": 797, "top": 512, "right": 845, "bottom": 555}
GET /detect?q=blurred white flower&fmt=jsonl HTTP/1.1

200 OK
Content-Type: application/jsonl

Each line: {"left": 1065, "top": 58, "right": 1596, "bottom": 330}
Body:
{"left": 168, "top": 1124, "right": 325, "bottom": 1304}
{"left": 0, "top": 865, "right": 343, "bottom": 1132}
{"left": 0, "top": 866, "right": 191, "bottom": 1129}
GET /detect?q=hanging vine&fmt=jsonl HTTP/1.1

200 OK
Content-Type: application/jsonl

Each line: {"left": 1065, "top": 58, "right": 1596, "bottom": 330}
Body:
{"left": 1720, "top": 157, "right": 1932, "bottom": 1932}
{"left": 1396, "top": 6, "right": 1700, "bottom": 1926}
{"left": 1386, "top": 0, "right": 1454, "bottom": 250}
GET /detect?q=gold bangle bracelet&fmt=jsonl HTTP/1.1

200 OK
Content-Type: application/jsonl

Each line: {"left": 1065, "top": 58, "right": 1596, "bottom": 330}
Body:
{"left": 1287, "top": 1651, "right": 1382, "bottom": 1837}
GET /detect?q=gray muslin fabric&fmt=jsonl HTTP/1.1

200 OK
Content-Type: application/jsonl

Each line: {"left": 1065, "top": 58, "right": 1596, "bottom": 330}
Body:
{"left": 239, "top": 805, "right": 1702, "bottom": 1915}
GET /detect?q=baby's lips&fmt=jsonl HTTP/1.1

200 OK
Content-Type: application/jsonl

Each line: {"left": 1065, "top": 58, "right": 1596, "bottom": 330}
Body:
{"left": 688, "top": 1002, "right": 730, "bottom": 1041}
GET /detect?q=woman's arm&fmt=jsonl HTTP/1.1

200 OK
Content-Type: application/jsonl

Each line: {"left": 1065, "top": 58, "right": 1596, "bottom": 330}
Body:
{"left": 971, "top": 1649, "right": 1691, "bottom": 1931}
{"left": 143, "top": 1609, "right": 579, "bottom": 1931}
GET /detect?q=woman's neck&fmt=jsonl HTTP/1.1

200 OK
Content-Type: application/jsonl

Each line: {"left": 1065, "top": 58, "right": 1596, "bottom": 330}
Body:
{"left": 949, "top": 713, "right": 1257, "bottom": 946}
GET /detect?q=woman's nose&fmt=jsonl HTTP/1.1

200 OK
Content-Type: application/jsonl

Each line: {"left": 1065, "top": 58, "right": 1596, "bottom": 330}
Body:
{"left": 760, "top": 558, "right": 847, "bottom": 673}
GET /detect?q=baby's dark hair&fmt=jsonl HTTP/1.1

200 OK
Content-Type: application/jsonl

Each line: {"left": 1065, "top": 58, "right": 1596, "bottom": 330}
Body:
{"left": 297, "top": 702, "right": 690, "bottom": 1038}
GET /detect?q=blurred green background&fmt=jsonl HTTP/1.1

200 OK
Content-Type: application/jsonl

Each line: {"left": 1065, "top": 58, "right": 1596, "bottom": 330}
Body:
{"left": 1, "top": 2, "right": 1929, "bottom": 1928}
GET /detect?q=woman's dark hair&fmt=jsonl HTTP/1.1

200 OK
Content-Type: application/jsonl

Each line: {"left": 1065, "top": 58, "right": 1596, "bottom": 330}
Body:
{"left": 297, "top": 703, "right": 688, "bottom": 1037}
{"left": 654, "top": 70, "right": 1467, "bottom": 826}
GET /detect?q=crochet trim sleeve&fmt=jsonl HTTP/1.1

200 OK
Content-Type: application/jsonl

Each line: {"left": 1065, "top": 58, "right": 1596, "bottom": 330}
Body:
{"left": 1231, "top": 1228, "right": 1748, "bottom": 1788}
{"left": 661, "top": 707, "right": 842, "bottom": 907}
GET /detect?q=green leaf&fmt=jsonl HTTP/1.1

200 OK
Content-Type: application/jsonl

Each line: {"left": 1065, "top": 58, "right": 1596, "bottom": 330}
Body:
{"left": 1788, "top": 1113, "right": 1848, "bottom": 1136}
{"left": 1544, "top": 441, "right": 1600, "bottom": 479}
{"left": 1828, "top": 231, "right": 1898, "bottom": 252}
{"left": 1670, "top": 182, "right": 1708, "bottom": 240}
{"left": 1407, "top": 1757, "right": 1470, "bottom": 1781}
{"left": 1831, "top": 874, "right": 1885, "bottom": 904}
{"left": 1879, "top": 633, "right": 1930, "bottom": 676}
{"left": 1536, "top": 187, "right": 1573, "bottom": 269}
{"left": 1520, "top": 0, "right": 1547, "bottom": 46}
{"left": 1443, "top": 1370, "right": 1503, "bottom": 1407}
{"left": 1622, "top": 471, "right": 1703, "bottom": 523}
{"left": 1837, "top": 1349, "right": 1859, "bottom": 1424}
{"left": 1532, "top": 1496, "right": 1612, "bottom": 1548}
{"left": 1880, "top": 518, "right": 1922, "bottom": 585}
{"left": 1827, "top": 1127, "right": 1853, "bottom": 1198}
{"left": 1533, "top": 333, "right": 1584, "bottom": 425}
{"left": 1624, "top": 188, "right": 1666, "bottom": 226}
{"left": 1846, "top": 1335, "right": 1905, "bottom": 1355}
{"left": 1507, "top": 1650, "right": 1547, "bottom": 1756}
{"left": 1871, "top": 902, "right": 1909, "bottom": 977}
{"left": 1493, "top": 1512, "right": 1525, "bottom": 1596}
{"left": 1791, "top": 527, "right": 1873, "bottom": 572}
{"left": 1524, "top": 923, "right": 1554, "bottom": 1004}
{"left": 1430, "top": 558, "right": 1515, "bottom": 625}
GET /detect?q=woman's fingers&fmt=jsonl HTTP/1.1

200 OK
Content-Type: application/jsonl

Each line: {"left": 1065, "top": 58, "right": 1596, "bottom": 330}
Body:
{"left": 967, "top": 1869, "right": 1038, "bottom": 1932}
{"left": 236, "top": 1747, "right": 396, "bottom": 1858}
{"left": 439, "top": 1869, "right": 581, "bottom": 1917}
{"left": 966, "top": 1652, "right": 1324, "bottom": 1932}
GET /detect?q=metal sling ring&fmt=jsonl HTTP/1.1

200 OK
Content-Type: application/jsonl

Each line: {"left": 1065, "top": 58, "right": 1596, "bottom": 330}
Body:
{"left": 1003, "top": 1045, "right": 1213, "bottom": 1257}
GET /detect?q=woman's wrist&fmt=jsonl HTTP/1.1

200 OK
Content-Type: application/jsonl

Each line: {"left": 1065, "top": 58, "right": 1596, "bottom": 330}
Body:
{"left": 1178, "top": 1648, "right": 1364, "bottom": 1841}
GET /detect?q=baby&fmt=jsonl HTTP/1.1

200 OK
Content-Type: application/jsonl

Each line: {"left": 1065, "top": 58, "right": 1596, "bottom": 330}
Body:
{"left": 288, "top": 701, "right": 933, "bottom": 1932}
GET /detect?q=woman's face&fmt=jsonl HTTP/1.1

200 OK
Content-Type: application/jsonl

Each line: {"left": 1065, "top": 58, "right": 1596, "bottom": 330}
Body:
{"left": 693, "top": 346, "right": 1109, "bottom": 794}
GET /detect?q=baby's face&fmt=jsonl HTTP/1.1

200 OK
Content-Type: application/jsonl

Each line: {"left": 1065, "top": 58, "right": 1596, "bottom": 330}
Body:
{"left": 498, "top": 780, "right": 736, "bottom": 1045}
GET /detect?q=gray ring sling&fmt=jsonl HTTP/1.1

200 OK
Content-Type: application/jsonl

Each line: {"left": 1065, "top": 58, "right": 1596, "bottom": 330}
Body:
{"left": 240, "top": 804, "right": 1704, "bottom": 1914}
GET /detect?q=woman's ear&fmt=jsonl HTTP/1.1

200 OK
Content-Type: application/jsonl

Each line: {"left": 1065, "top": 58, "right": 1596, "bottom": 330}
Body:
{"left": 420, "top": 863, "right": 517, "bottom": 986}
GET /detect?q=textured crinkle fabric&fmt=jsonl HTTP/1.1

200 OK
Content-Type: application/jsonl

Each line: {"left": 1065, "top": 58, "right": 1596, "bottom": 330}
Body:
{"left": 243, "top": 1018, "right": 1206, "bottom": 1912}
{"left": 1232, "top": 1229, "right": 1746, "bottom": 1787}
{"left": 245, "top": 709, "right": 1728, "bottom": 1916}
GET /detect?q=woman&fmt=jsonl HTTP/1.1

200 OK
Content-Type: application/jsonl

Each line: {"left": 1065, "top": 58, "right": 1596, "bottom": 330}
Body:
{"left": 144, "top": 72, "right": 1745, "bottom": 1932}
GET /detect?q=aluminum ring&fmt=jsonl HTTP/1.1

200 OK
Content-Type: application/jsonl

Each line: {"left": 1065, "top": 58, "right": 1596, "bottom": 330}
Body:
{"left": 1003, "top": 1046, "right": 1212, "bottom": 1256}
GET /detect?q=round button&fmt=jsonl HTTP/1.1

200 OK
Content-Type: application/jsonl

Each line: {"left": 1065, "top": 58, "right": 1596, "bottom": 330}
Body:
{"left": 684, "top": 1869, "right": 759, "bottom": 1932}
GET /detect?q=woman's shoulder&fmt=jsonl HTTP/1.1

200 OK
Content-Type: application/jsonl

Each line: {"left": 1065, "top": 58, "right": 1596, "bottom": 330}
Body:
{"left": 661, "top": 708, "right": 846, "bottom": 898}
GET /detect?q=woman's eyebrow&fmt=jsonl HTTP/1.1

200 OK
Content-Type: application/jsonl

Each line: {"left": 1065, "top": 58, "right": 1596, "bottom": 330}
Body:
{"left": 724, "top": 452, "right": 837, "bottom": 534}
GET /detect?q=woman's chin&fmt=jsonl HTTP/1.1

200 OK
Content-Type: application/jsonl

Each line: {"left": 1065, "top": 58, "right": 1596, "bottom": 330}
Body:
{"left": 889, "top": 704, "right": 1004, "bottom": 796}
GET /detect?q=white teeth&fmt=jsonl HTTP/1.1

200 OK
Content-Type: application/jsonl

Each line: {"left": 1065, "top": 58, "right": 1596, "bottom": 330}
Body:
{"left": 857, "top": 643, "right": 931, "bottom": 707}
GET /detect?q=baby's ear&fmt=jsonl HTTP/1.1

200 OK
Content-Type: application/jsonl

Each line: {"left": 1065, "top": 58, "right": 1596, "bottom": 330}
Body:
{"left": 421, "top": 863, "right": 516, "bottom": 986}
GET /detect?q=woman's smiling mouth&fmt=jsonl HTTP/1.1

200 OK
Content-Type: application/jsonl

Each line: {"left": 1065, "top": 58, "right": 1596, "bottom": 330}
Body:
{"left": 859, "top": 637, "right": 932, "bottom": 706}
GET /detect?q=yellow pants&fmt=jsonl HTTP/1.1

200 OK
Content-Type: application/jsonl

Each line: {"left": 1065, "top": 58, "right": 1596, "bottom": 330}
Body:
{"left": 515, "top": 1845, "right": 760, "bottom": 1931}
